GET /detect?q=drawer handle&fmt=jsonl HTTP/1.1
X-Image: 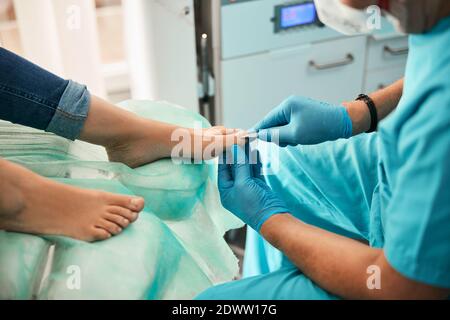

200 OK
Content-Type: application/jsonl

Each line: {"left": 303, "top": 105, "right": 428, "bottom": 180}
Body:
{"left": 309, "top": 54, "right": 354, "bottom": 70}
{"left": 383, "top": 45, "right": 409, "bottom": 56}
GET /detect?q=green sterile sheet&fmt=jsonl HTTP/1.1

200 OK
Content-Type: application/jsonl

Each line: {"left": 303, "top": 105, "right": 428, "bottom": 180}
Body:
{"left": 0, "top": 100, "right": 243, "bottom": 300}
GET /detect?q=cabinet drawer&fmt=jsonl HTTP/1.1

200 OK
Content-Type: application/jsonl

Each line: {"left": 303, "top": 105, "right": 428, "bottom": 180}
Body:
{"left": 221, "top": 36, "right": 366, "bottom": 129}
{"left": 367, "top": 36, "right": 409, "bottom": 71}
{"left": 364, "top": 66, "right": 405, "bottom": 93}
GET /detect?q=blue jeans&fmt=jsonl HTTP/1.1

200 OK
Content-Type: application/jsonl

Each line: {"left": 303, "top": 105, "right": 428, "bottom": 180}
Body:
{"left": 0, "top": 48, "right": 90, "bottom": 140}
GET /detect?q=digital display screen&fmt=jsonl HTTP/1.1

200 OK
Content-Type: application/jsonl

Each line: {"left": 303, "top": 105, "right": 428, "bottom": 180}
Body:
{"left": 280, "top": 2, "right": 317, "bottom": 29}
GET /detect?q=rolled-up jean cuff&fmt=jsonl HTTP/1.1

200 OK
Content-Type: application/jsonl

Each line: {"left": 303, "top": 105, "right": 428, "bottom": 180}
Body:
{"left": 46, "top": 80, "right": 90, "bottom": 140}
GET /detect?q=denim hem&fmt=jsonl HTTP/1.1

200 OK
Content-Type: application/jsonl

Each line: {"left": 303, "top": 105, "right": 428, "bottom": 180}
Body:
{"left": 46, "top": 80, "right": 90, "bottom": 140}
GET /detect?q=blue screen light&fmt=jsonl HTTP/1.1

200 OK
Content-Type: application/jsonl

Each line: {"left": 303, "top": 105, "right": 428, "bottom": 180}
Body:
{"left": 280, "top": 3, "right": 317, "bottom": 29}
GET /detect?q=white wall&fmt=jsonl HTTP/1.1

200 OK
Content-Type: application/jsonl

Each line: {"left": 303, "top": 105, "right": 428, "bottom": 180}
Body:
{"left": 13, "top": 0, "right": 106, "bottom": 97}
{"left": 123, "top": 0, "right": 199, "bottom": 112}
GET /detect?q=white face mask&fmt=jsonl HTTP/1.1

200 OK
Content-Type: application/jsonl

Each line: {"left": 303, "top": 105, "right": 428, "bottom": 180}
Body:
{"left": 314, "top": 0, "right": 378, "bottom": 35}
{"left": 314, "top": 0, "right": 444, "bottom": 35}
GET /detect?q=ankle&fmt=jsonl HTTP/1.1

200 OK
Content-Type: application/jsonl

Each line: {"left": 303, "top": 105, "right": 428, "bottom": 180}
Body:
{"left": 0, "top": 169, "right": 26, "bottom": 219}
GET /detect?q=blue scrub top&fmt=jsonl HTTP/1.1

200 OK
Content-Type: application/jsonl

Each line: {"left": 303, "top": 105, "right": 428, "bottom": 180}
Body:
{"left": 201, "top": 16, "right": 450, "bottom": 300}
{"left": 378, "top": 16, "right": 450, "bottom": 288}
{"left": 242, "top": 16, "right": 450, "bottom": 294}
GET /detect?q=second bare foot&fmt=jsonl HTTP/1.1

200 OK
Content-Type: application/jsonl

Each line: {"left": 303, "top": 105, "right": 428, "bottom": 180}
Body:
{"left": 0, "top": 159, "right": 145, "bottom": 242}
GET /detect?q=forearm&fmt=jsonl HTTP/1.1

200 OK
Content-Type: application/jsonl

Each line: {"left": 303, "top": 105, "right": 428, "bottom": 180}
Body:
{"left": 344, "top": 78, "right": 404, "bottom": 135}
{"left": 261, "top": 214, "right": 381, "bottom": 299}
{"left": 260, "top": 214, "right": 448, "bottom": 299}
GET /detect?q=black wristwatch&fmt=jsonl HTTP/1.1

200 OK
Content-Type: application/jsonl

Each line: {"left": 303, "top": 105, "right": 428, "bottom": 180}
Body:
{"left": 356, "top": 94, "right": 378, "bottom": 133}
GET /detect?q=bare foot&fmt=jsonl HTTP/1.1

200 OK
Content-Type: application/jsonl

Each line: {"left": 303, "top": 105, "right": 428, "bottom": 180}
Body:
{"left": 0, "top": 159, "right": 145, "bottom": 242}
{"left": 106, "top": 124, "right": 246, "bottom": 168}
{"left": 78, "top": 96, "right": 246, "bottom": 169}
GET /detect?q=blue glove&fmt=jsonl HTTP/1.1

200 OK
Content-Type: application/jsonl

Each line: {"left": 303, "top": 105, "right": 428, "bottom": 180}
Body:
{"left": 253, "top": 95, "right": 353, "bottom": 147}
{"left": 218, "top": 145, "right": 289, "bottom": 231}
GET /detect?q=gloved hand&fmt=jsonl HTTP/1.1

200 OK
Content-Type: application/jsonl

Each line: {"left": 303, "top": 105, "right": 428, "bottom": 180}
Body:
{"left": 218, "top": 145, "right": 289, "bottom": 231}
{"left": 253, "top": 95, "right": 353, "bottom": 147}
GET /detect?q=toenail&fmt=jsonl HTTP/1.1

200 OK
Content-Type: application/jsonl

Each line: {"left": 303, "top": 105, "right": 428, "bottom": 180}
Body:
{"left": 130, "top": 197, "right": 143, "bottom": 209}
